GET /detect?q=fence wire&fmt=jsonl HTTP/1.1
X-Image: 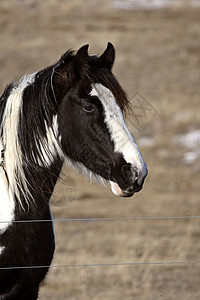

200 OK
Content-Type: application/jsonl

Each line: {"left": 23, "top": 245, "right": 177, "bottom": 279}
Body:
{"left": 1, "top": 215, "right": 200, "bottom": 270}
{"left": 0, "top": 215, "right": 200, "bottom": 223}
{"left": 1, "top": 261, "right": 200, "bottom": 271}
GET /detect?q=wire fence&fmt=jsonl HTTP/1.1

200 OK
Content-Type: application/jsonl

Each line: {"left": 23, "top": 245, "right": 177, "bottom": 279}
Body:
{"left": 1, "top": 261, "right": 200, "bottom": 271}
{"left": 1, "top": 215, "right": 200, "bottom": 270}
{"left": 1, "top": 215, "right": 200, "bottom": 224}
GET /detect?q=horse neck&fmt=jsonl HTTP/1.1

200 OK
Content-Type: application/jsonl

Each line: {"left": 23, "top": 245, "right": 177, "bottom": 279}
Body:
{"left": 21, "top": 158, "right": 64, "bottom": 209}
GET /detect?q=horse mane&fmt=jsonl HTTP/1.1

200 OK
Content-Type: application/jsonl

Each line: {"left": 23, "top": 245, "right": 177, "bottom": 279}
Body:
{"left": 0, "top": 73, "right": 64, "bottom": 208}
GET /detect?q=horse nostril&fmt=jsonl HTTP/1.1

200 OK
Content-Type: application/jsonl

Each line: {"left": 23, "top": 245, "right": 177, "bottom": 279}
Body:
{"left": 121, "top": 164, "right": 139, "bottom": 184}
{"left": 132, "top": 167, "right": 139, "bottom": 182}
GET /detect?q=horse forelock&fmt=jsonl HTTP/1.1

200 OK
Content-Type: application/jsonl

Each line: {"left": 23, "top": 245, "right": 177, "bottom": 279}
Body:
{"left": 86, "top": 56, "right": 130, "bottom": 113}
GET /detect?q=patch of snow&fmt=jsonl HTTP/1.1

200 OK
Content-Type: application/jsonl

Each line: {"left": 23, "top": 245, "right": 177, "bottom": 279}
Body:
{"left": 191, "top": 0, "right": 200, "bottom": 7}
{"left": 112, "top": 0, "right": 200, "bottom": 10}
{"left": 174, "top": 130, "right": 200, "bottom": 164}
{"left": 174, "top": 130, "right": 200, "bottom": 150}
{"left": 183, "top": 151, "right": 200, "bottom": 164}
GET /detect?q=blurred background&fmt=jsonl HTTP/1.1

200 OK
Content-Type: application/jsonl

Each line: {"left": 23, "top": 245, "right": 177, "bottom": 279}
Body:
{"left": 0, "top": 0, "right": 200, "bottom": 299}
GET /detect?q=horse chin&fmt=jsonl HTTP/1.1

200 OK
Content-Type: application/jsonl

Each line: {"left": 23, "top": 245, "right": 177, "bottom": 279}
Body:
{"left": 109, "top": 181, "right": 134, "bottom": 198}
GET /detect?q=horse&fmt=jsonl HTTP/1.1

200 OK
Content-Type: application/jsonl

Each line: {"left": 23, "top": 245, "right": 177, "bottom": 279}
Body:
{"left": 0, "top": 42, "right": 148, "bottom": 299}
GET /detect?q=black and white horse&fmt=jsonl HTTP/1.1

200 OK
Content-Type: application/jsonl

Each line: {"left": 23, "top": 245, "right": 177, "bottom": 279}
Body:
{"left": 0, "top": 43, "right": 147, "bottom": 299}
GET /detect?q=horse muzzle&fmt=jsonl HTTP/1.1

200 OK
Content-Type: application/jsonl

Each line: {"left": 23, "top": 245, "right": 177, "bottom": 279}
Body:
{"left": 109, "top": 163, "right": 148, "bottom": 197}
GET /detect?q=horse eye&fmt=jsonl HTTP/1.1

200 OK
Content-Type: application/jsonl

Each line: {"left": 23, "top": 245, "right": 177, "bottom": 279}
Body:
{"left": 83, "top": 105, "right": 95, "bottom": 113}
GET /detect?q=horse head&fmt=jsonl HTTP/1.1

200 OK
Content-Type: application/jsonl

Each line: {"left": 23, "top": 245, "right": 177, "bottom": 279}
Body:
{"left": 52, "top": 43, "right": 148, "bottom": 197}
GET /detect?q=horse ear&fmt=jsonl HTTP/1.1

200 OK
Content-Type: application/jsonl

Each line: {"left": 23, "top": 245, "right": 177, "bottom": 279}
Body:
{"left": 73, "top": 44, "right": 89, "bottom": 75}
{"left": 75, "top": 44, "right": 89, "bottom": 59}
{"left": 52, "top": 45, "right": 89, "bottom": 101}
{"left": 99, "top": 42, "right": 115, "bottom": 70}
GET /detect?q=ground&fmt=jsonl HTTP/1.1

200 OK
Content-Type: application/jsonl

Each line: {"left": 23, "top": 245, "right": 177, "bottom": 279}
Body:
{"left": 0, "top": 0, "right": 200, "bottom": 299}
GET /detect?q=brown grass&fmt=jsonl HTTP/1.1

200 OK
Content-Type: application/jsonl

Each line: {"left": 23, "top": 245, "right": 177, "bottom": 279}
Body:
{"left": 0, "top": 1, "right": 200, "bottom": 299}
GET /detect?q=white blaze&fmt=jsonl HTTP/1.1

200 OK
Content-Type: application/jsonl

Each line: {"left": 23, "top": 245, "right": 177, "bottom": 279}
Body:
{"left": 90, "top": 83, "right": 147, "bottom": 195}
{"left": 0, "top": 165, "right": 15, "bottom": 233}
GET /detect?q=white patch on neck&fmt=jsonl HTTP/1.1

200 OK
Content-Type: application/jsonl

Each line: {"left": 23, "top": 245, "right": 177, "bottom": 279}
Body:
{"left": 0, "top": 246, "right": 5, "bottom": 256}
{"left": 90, "top": 83, "right": 147, "bottom": 184}
{"left": 0, "top": 140, "right": 15, "bottom": 235}
{"left": 0, "top": 165, "right": 15, "bottom": 233}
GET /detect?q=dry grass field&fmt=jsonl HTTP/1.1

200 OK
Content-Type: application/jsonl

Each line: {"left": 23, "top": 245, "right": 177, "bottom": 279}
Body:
{"left": 0, "top": 0, "right": 200, "bottom": 299}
